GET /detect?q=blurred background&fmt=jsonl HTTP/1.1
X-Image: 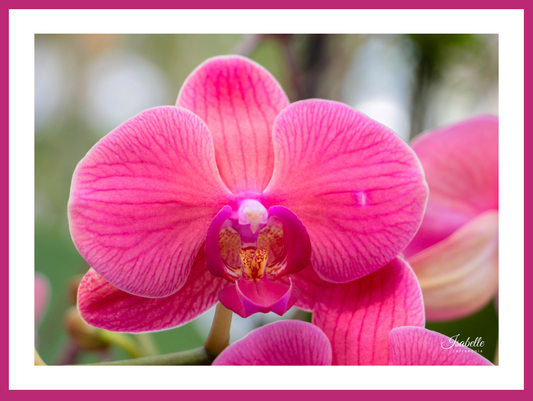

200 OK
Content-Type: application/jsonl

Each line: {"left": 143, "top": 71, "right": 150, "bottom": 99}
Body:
{"left": 35, "top": 34, "right": 498, "bottom": 364}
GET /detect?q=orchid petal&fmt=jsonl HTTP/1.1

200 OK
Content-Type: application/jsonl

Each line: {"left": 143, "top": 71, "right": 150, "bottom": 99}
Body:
{"left": 213, "top": 320, "right": 332, "bottom": 365}
{"left": 218, "top": 278, "right": 299, "bottom": 318}
{"left": 404, "top": 115, "right": 498, "bottom": 257}
{"left": 282, "top": 265, "right": 326, "bottom": 312}
{"left": 268, "top": 206, "right": 312, "bottom": 276}
{"left": 408, "top": 210, "right": 498, "bottom": 321}
{"left": 313, "top": 257, "right": 425, "bottom": 365}
{"left": 205, "top": 205, "right": 235, "bottom": 281}
{"left": 78, "top": 249, "right": 230, "bottom": 333}
{"left": 389, "top": 327, "right": 493, "bottom": 365}
{"left": 177, "top": 56, "right": 290, "bottom": 194}
{"left": 69, "top": 106, "right": 233, "bottom": 298}
{"left": 264, "top": 100, "right": 428, "bottom": 283}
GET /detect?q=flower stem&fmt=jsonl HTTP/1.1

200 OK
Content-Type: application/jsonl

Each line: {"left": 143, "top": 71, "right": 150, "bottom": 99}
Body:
{"left": 204, "top": 303, "right": 233, "bottom": 358}
{"left": 98, "top": 330, "right": 142, "bottom": 359}
{"left": 86, "top": 347, "right": 213, "bottom": 366}
{"left": 134, "top": 333, "right": 159, "bottom": 357}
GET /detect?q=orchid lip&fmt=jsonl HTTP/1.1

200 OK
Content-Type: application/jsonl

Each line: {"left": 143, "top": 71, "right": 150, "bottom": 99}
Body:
{"left": 217, "top": 278, "right": 300, "bottom": 318}
{"left": 206, "top": 204, "right": 311, "bottom": 283}
{"left": 206, "top": 204, "right": 311, "bottom": 317}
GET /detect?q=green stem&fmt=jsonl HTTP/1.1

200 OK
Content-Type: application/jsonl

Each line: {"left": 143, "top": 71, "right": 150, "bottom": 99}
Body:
{"left": 204, "top": 303, "right": 233, "bottom": 358}
{"left": 134, "top": 333, "right": 159, "bottom": 357}
{"left": 98, "top": 331, "right": 142, "bottom": 359}
{"left": 87, "top": 347, "right": 213, "bottom": 366}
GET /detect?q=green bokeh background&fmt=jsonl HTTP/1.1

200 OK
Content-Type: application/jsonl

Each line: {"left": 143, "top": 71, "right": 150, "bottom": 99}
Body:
{"left": 35, "top": 34, "right": 498, "bottom": 364}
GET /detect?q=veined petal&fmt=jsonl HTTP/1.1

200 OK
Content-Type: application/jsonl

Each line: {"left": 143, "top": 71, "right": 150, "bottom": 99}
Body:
{"left": 69, "top": 106, "right": 233, "bottom": 298}
{"left": 313, "top": 258, "right": 425, "bottom": 365}
{"left": 218, "top": 278, "right": 299, "bottom": 318}
{"left": 213, "top": 320, "right": 332, "bottom": 365}
{"left": 404, "top": 115, "right": 498, "bottom": 257}
{"left": 264, "top": 100, "right": 428, "bottom": 283}
{"left": 77, "top": 249, "right": 230, "bottom": 333}
{"left": 408, "top": 210, "right": 498, "bottom": 321}
{"left": 389, "top": 327, "right": 493, "bottom": 365}
{"left": 282, "top": 264, "right": 326, "bottom": 312}
{"left": 177, "top": 56, "right": 290, "bottom": 194}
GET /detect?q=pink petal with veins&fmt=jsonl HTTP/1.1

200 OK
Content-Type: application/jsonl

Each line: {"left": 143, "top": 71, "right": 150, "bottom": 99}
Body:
{"left": 282, "top": 264, "right": 326, "bottom": 312}
{"left": 404, "top": 115, "right": 498, "bottom": 257}
{"left": 313, "top": 257, "right": 425, "bottom": 365}
{"left": 213, "top": 320, "right": 332, "bottom": 365}
{"left": 69, "top": 106, "right": 233, "bottom": 298}
{"left": 264, "top": 100, "right": 428, "bottom": 283}
{"left": 78, "top": 249, "right": 230, "bottom": 333}
{"left": 408, "top": 210, "right": 498, "bottom": 321}
{"left": 389, "top": 327, "right": 493, "bottom": 365}
{"left": 177, "top": 56, "right": 290, "bottom": 194}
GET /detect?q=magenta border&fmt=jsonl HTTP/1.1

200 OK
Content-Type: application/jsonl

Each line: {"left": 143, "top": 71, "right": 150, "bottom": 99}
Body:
{"left": 6, "top": 1, "right": 529, "bottom": 400}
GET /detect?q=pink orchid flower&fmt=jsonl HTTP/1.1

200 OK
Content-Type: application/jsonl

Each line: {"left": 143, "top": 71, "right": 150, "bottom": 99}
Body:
{"left": 71, "top": 56, "right": 427, "bottom": 332}
{"left": 403, "top": 116, "right": 499, "bottom": 321}
{"left": 212, "top": 319, "right": 492, "bottom": 366}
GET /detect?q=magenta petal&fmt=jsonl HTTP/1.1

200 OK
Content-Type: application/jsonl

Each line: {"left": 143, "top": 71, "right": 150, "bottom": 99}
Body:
{"left": 177, "top": 56, "right": 290, "bottom": 194}
{"left": 264, "top": 100, "right": 428, "bottom": 283}
{"left": 217, "top": 285, "right": 246, "bottom": 318}
{"left": 281, "top": 264, "right": 326, "bottom": 312}
{"left": 218, "top": 279, "right": 299, "bottom": 318}
{"left": 409, "top": 210, "right": 499, "bottom": 321}
{"left": 205, "top": 205, "right": 235, "bottom": 280}
{"left": 77, "top": 249, "right": 230, "bottom": 333}
{"left": 268, "top": 206, "right": 312, "bottom": 276}
{"left": 313, "top": 257, "right": 425, "bottom": 365}
{"left": 213, "top": 320, "right": 332, "bottom": 365}
{"left": 404, "top": 115, "right": 498, "bottom": 257}
{"left": 69, "top": 106, "right": 233, "bottom": 298}
{"left": 389, "top": 327, "right": 493, "bottom": 365}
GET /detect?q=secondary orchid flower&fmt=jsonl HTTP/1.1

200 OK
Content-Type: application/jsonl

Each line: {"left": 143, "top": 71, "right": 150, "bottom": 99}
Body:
{"left": 389, "top": 326, "right": 493, "bottom": 365}
{"left": 35, "top": 272, "right": 50, "bottom": 350}
{"left": 213, "top": 320, "right": 332, "bottom": 365}
{"left": 403, "top": 116, "right": 498, "bottom": 321}
{"left": 35, "top": 272, "right": 50, "bottom": 326}
{"left": 71, "top": 56, "right": 428, "bottom": 333}
{"left": 212, "top": 320, "right": 492, "bottom": 366}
